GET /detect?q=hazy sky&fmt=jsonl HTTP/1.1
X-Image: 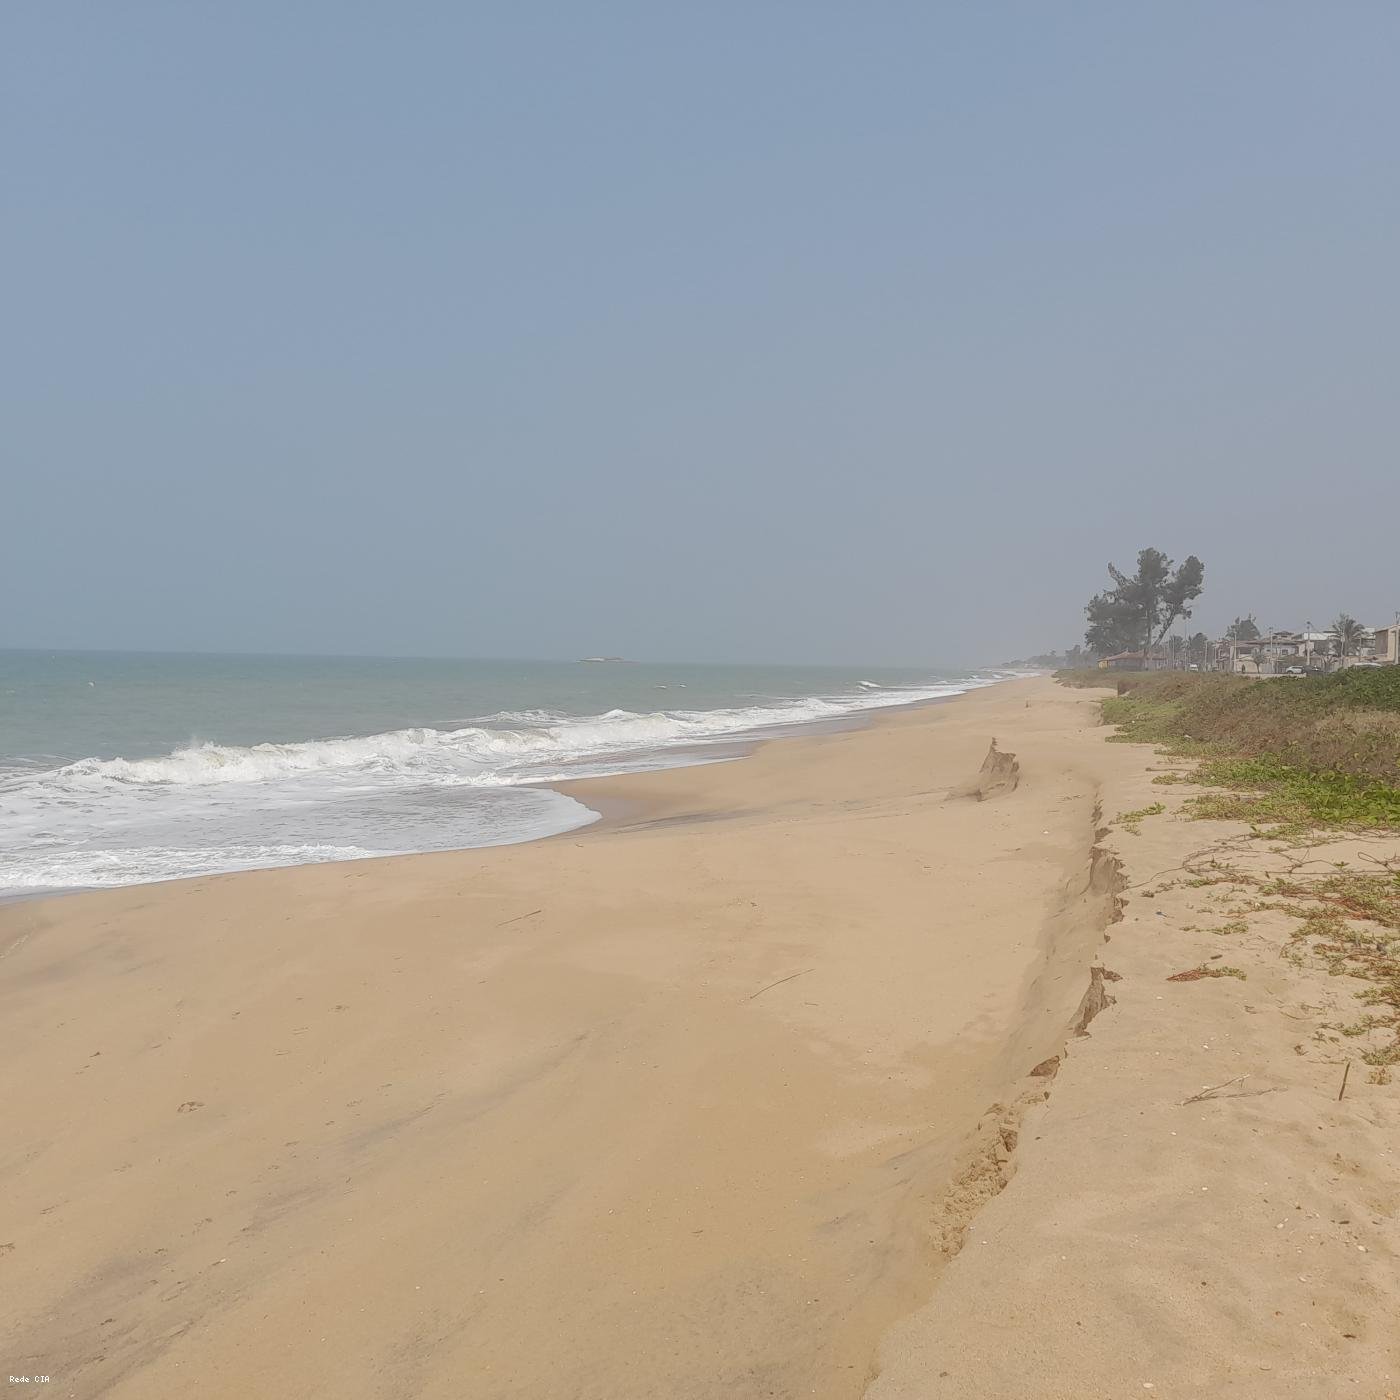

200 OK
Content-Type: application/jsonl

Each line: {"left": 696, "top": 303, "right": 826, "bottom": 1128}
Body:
{"left": 6, "top": 3, "right": 1398, "bottom": 665}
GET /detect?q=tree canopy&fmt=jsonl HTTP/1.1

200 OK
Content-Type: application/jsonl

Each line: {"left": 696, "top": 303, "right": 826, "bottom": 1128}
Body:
{"left": 1023, "top": 644, "right": 1093, "bottom": 668}
{"left": 1331, "top": 613, "right": 1366, "bottom": 657}
{"left": 1084, "top": 548, "right": 1206, "bottom": 656}
{"left": 1226, "top": 615, "right": 1260, "bottom": 641}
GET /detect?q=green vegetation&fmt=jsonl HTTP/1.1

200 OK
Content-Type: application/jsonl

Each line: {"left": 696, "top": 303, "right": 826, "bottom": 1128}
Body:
{"left": 1071, "top": 668, "right": 1400, "bottom": 829}
{"left": 1073, "top": 667, "right": 1400, "bottom": 1066}
{"left": 1115, "top": 801, "right": 1165, "bottom": 834}
{"left": 1018, "top": 645, "right": 1095, "bottom": 669}
{"left": 1055, "top": 668, "right": 1145, "bottom": 688}
{"left": 1166, "top": 631, "right": 1211, "bottom": 668}
{"left": 1331, "top": 612, "right": 1367, "bottom": 660}
{"left": 1100, "top": 690, "right": 1196, "bottom": 746}
{"left": 1082, "top": 659, "right": 1400, "bottom": 1067}
{"left": 1266, "top": 868, "right": 1400, "bottom": 1066}
{"left": 1158, "top": 853, "right": 1400, "bottom": 1069}
{"left": 1083, "top": 547, "right": 1205, "bottom": 657}
{"left": 1189, "top": 758, "right": 1400, "bottom": 830}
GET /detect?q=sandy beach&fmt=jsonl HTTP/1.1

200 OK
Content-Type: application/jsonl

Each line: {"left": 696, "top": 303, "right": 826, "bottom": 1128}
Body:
{"left": 3, "top": 678, "right": 1397, "bottom": 1399}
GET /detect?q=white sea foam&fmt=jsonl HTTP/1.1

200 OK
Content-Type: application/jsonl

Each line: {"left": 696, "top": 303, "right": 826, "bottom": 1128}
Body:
{"left": 0, "top": 675, "right": 1002, "bottom": 891}
{"left": 30, "top": 681, "right": 989, "bottom": 794}
{"left": 5, "top": 842, "right": 386, "bottom": 891}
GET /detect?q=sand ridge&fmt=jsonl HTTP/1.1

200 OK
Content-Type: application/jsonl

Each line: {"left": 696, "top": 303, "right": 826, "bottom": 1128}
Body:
{"left": 866, "top": 689, "right": 1400, "bottom": 1400}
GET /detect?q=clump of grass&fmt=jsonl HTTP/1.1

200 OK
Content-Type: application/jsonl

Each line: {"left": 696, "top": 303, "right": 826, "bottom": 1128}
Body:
{"left": 1116, "top": 801, "right": 1166, "bottom": 834}
{"left": 1189, "top": 757, "right": 1400, "bottom": 830}
{"left": 1100, "top": 694, "right": 1187, "bottom": 746}
{"left": 1336, "top": 1014, "right": 1389, "bottom": 1038}
{"left": 1270, "top": 869, "right": 1400, "bottom": 1068}
{"left": 1266, "top": 870, "right": 1400, "bottom": 931}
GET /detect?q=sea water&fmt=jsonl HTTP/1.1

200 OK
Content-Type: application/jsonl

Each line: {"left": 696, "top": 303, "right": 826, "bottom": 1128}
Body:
{"left": 0, "top": 652, "right": 1003, "bottom": 893}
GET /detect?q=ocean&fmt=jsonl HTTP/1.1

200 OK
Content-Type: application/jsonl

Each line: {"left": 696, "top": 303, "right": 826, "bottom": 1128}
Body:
{"left": 0, "top": 651, "right": 1004, "bottom": 894}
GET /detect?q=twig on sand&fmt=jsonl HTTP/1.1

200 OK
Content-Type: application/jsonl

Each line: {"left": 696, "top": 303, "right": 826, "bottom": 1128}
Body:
{"left": 1358, "top": 850, "right": 1400, "bottom": 871}
{"left": 1180, "top": 1074, "right": 1250, "bottom": 1105}
{"left": 747, "top": 968, "right": 814, "bottom": 1002}
{"left": 1339, "top": 1061, "right": 1352, "bottom": 1102}
{"left": 496, "top": 908, "right": 543, "bottom": 928}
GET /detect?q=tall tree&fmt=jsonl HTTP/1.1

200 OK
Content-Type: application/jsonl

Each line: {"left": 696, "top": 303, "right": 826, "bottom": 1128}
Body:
{"left": 1330, "top": 613, "right": 1366, "bottom": 658}
{"left": 1084, "top": 589, "right": 1144, "bottom": 657}
{"left": 1160, "top": 557, "right": 1205, "bottom": 639}
{"left": 1084, "top": 548, "right": 1206, "bottom": 656}
{"left": 1226, "top": 615, "right": 1260, "bottom": 641}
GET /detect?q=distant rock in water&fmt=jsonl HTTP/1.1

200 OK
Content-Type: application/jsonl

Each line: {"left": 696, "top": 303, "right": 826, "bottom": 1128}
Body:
{"left": 952, "top": 738, "right": 1020, "bottom": 801}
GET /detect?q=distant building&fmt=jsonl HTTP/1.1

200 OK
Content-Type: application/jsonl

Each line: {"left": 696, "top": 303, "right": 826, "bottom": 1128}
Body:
{"left": 1219, "top": 631, "right": 1310, "bottom": 675}
{"left": 1296, "top": 633, "right": 1332, "bottom": 669}
{"left": 1099, "top": 651, "right": 1169, "bottom": 671}
{"left": 1219, "top": 636, "right": 1270, "bottom": 673}
{"left": 1212, "top": 624, "right": 1395, "bottom": 674}
{"left": 1374, "top": 623, "right": 1400, "bottom": 666}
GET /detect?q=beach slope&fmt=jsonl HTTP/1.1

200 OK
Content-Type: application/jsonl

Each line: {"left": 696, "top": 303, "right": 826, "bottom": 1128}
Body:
{"left": 2, "top": 679, "right": 1113, "bottom": 1398}
{"left": 6, "top": 678, "right": 1394, "bottom": 1397}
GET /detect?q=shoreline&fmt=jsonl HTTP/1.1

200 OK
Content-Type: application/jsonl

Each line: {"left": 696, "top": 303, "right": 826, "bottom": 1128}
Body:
{"left": 4, "top": 677, "right": 1393, "bottom": 1397}
{"left": 3, "top": 677, "right": 1086, "bottom": 1398}
{"left": 545, "top": 683, "right": 976, "bottom": 840}
{"left": 4, "top": 681, "right": 995, "bottom": 908}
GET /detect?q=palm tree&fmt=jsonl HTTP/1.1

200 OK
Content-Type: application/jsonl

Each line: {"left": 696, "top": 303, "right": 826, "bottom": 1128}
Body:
{"left": 1330, "top": 613, "right": 1366, "bottom": 659}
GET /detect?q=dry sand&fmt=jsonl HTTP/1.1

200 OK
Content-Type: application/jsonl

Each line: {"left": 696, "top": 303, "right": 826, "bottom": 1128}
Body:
{"left": 2, "top": 678, "right": 1396, "bottom": 1398}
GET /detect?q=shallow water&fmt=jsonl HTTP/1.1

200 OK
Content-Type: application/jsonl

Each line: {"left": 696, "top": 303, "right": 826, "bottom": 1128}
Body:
{"left": 0, "top": 651, "right": 1004, "bottom": 891}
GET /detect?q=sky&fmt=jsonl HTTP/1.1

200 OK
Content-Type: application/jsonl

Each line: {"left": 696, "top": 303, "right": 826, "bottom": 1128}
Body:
{"left": 5, "top": 3, "right": 1399, "bottom": 666}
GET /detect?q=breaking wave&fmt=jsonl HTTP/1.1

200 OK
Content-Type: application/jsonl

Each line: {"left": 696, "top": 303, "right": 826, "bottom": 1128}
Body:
{"left": 1, "top": 675, "right": 1003, "bottom": 891}
{"left": 36, "top": 684, "right": 988, "bottom": 794}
